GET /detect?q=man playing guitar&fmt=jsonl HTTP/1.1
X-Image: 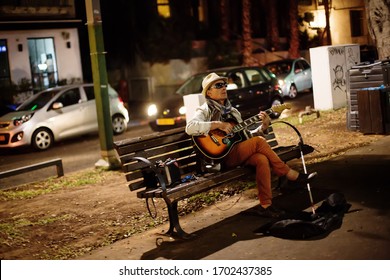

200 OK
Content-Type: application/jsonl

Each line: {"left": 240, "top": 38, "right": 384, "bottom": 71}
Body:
{"left": 185, "top": 73, "right": 317, "bottom": 218}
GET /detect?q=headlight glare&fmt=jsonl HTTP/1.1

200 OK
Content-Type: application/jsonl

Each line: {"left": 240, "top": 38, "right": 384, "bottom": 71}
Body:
{"left": 147, "top": 104, "right": 157, "bottom": 117}
{"left": 178, "top": 106, "right": 186, "bottom": 115}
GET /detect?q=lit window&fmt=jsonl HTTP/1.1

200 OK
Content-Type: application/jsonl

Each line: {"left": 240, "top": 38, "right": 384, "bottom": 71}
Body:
{"left": 157, "top": 0, "right": 170, "bottom": 18}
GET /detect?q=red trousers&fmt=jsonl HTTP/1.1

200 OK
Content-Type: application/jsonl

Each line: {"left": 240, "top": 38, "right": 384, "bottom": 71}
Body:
{"left": 224, "top": 136, "right": 290, "bottom": 206}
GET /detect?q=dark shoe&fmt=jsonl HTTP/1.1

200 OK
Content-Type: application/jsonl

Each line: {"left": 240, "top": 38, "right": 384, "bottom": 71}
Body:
{"left": 255, "top": 205, "right": 286, "bottom": 219}
{"left": 289, "top": 172, "right": 317, "bottom": 185}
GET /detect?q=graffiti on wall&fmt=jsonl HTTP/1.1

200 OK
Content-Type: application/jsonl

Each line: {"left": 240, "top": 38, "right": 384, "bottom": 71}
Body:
{"left": 328, "top": 46, "right": 359, "bottom": 94}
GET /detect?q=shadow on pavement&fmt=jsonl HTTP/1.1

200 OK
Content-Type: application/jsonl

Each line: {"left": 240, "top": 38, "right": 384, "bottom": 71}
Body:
{"left": 140, "top": 188, "right": 335, "bottom": 260}
{"left": 140, "top": 152, "right": 390, "bottom": 260}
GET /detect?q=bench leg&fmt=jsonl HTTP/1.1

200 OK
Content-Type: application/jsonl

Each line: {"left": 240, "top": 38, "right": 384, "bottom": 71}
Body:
{"left": 166, "top": 201, "right": 196, "bottom": 239}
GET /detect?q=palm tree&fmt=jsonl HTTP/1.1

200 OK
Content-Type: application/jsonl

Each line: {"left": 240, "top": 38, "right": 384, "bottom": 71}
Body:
{"left": 365, "top": 0, "right": 390, "bottom": 59}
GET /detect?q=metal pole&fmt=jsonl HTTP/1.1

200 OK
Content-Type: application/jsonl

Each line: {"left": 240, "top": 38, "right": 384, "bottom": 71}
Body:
{"left": 85, "top": 0, "right": 120, "bottom": 169}
{"left": 299, "top": 149, "right": 316, "bottom": 215}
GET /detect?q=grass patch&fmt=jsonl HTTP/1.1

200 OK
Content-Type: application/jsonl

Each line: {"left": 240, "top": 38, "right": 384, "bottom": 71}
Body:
{"left": 0, "top": 169, "right": 115, "bottom": 200}
{"left": 273, "top": 107, "right": 346, "bottom": 129}
{"left": 0, "top": 214, "right": 73, "bottom": 246}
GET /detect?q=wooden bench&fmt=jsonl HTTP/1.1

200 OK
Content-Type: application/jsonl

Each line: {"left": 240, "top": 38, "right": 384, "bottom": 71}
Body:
{"left": 114, "top": 122, "right": 314, "bottom": 239}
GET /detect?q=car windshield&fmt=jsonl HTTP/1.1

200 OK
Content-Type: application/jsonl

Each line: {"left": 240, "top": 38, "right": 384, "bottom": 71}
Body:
{"left": 176, "top": 74, "right": 207, "bottom": 96}
{"left": 266, "top": 61, "right": 293, "bottom": 75}
{"left": 176, "top": 71, "right": 229, "bottom": 96}
{"left": 17, "top": 89, "right": 61, "bottom": 111}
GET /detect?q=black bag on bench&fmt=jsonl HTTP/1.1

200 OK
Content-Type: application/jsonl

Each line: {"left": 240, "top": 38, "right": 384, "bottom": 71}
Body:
{"left": 133, "top": 157, "right": 181, "bottom": 190}
{"left": 132, "top": 157, "right": 182, "bottom": 218}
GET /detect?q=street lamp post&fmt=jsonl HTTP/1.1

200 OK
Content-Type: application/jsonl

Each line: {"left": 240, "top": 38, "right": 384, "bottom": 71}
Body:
{"left": 85, "top": 0, "right": 120, "bottom": 169}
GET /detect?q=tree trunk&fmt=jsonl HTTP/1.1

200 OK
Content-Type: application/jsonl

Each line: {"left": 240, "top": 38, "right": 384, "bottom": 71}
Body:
{"left": 323, "top": 0, "right": 332, "bottom": 45}
{"left": 242, "top": 0, "right": 256, "bottom": 65}
{"left": 267, "top": 0, "right": 280, "bottom": 51}
{"left": 288, "top": 0, "right": 300, "bottom": 58}
{"left": 221, "top": 0, "right": 229, "bottom": 41}
{"left": 365, "top": 0, "right": 390, "bottom": 59}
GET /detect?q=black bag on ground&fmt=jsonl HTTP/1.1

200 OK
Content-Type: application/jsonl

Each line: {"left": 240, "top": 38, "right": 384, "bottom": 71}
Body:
{"left": 255, "top": 193, "right": 351, "bottom": 240}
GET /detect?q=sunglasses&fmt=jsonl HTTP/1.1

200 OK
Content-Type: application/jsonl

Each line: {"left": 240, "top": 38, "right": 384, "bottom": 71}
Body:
{"left": 211, "top": 82, "right": 228, "bottom": 89}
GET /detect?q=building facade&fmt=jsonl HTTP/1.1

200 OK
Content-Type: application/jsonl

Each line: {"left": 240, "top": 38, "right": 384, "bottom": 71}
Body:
{"left": 0, "top": 0, "right": 87, "bottom": 105}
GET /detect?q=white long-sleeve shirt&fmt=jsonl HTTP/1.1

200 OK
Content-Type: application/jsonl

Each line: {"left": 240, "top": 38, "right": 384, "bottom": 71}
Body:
{"left": 185, "top": 102, "right": 267, "bottom": 137}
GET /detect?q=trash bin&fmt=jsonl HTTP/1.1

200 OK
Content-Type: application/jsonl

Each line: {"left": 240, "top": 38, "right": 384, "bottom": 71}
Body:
{"left": 347, "top": 61, "right": 384, "bottom": 131}
{"left": 357, "top": 87, "right": 390, "bottom": 134}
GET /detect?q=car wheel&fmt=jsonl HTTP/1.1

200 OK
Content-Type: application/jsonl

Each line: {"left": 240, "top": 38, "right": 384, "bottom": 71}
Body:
{"left": 112, "top": 114, "right": 127, "bottom": 135}
{"left": 32, "top": 128, "right": 53, "bottom": 151}
{"left": 269, "top": 98, "right": 283, "bottom": 119}
{"left": 289, "top": 84, "right": 298, "bottom": 99}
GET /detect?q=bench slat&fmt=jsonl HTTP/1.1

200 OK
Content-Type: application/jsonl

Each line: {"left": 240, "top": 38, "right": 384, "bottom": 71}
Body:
{"left": 121, "top": 141, "right": 194, "bottom": 166}
{"left": 114, "top": 128, "right": 188, "bottom": 156}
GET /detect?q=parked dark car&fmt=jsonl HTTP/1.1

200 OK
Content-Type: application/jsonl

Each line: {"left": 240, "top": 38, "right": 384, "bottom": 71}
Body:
{"left": 264, "top": 57, "right": 312, "bottom": 99}
{"left": 147, "top": 66, "right": 284, "bottom": 131}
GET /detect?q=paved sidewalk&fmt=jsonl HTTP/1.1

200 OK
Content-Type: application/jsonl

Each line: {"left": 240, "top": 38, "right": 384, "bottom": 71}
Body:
{"left": 80, "top": 136, "right": 390, "bottom": 260}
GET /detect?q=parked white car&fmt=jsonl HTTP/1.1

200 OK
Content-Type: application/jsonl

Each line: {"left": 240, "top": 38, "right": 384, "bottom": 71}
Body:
{"left": 265, "top": 57, "right": 312, "bottom": 98}
{"left": 0, "top": 84, "right": 129, "bottom": 150}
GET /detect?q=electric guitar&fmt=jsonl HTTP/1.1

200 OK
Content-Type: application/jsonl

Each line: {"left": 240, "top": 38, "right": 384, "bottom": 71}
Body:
{"left": 192, "top": 103, "right": 291, "bottom": 160}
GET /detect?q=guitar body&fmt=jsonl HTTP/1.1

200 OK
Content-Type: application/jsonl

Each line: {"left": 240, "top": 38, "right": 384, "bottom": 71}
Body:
{"left": 192, "top": 121, "right": 245, "bottom": 160}
{"left": 192, "top": 103, "right": 291, "bottom": 160}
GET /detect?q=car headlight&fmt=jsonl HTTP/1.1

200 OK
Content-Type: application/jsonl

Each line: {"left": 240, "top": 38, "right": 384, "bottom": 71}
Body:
{"left": 147, "top": 104, "right": 157, "bottom": 117}
{"left": 178, "top": 106, "right": 186, "bottom": 115}
{"left": 13, "top": 113, "right": 34, "bottom": 126}
{"left": 278, "top": 79, "right": 285, "bottom": 87}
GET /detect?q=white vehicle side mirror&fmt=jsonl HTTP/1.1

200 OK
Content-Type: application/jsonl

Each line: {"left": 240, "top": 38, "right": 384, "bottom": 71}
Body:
{"left": 52, "top": 102, "right": 64, "bottom": 110}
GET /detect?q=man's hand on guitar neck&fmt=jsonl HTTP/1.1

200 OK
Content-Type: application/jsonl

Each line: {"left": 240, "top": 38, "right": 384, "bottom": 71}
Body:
{"left": 250, "top": 111, "right": 271, "bottom": 136}
{"left": 259, "top": 111, "right": 271, "bottom": 131}
{"left": 210, "top": 121, "right": 234, "bottom": 134}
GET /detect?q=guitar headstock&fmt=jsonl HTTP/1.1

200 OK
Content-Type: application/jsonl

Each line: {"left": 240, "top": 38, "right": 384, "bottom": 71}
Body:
{"left": 271, "top": 103, "right": 291, "bottom": 114}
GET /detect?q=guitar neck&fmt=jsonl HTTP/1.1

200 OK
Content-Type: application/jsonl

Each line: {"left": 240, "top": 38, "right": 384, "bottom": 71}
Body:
{"left": 232, "top": 108, "right": 274, "bottom": 133}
